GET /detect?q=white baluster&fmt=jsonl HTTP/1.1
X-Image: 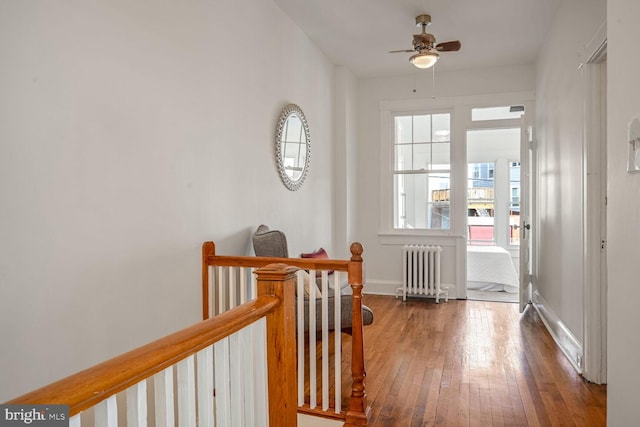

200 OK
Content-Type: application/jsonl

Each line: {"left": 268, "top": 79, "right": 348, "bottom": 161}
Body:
{"left": 240, "top": 267, "right": 247, "bottom": 303}
{"left": 216, "top": 266, "right": 226, "bottom": 314}
{"left": 321, "top": 271, "right": 329, "bottom": 411}
{"left": 252, "top": 319, "right": 268, "bottom": 427}
{"left": 154, "top": 367, "right": 175, "bottom": 427}
{"left": 197, "top": 346, "right": 214, "bottom": 427}
{"left": 69, "top": 414, "right": 81, "bottom": 427}
{"left": 177, "top": 356, "right": 196, "bottom": 427}
{"left": 250, "top": 268, "right": 257, "bottom": 300}
{"left": 214, "top": 338, "right": 231, "bottom": 426}
{"left": 95, "top": 395, "right": 117, "bottom": 427}
{"left": 229, "top": 266, "right": 237, "bottom": 308}
{"left": 126, "top": 381, "right": 147, "bottom": 427}
{"left": 308, "top": 269, "right": 317, "bottom": 408}
{"left": 240, "top": 325, "right": 255, "bottom": 426}
{"left": 229, "top": 332, "right": 243, "bottom": 424}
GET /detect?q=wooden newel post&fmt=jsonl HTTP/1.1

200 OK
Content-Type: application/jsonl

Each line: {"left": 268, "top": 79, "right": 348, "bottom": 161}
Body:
{"left": 201, "top": 241, "right": 216, "bottom": 320}
{"left": 255, "top": 263, "right": 298, "bottom": 427}
{"left": 345, "top": 242, "right": 370, "bottom": 426}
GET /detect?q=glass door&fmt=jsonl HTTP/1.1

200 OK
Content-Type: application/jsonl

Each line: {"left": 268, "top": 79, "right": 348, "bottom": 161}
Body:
{"left": 466, "top": 128, "right": 521, "bottom": 249}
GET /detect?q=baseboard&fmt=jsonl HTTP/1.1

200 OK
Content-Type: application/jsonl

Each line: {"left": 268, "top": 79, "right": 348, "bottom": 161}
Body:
{"left": 363, "top": 279, "right": 457, "bottom": 299}
{"left": 362, "top": 280, "right": 398, "bottom": 296}
{"left": 532, "top": 290, "right": 583, "bottom": 374}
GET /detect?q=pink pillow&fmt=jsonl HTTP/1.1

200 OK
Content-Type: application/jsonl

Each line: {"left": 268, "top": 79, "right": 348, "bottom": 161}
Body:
{"left": 301, "top": 247, "right": 329, "bottom": 259}
{"left": 300, "top": 248, "right": 334, "bottom": 276}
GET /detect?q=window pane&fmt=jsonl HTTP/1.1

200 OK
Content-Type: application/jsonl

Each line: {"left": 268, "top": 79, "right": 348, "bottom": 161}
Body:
{"left": 413, "top": 143, "right": 430, "bottom": 170}
{"left": 413, "top": 115, "right": 431, "bottom": 142}
{"left": 431, "top": 142, "right": 450, "bottom": 169}
{"left": 509, "top": 161, "right": 521, "bottom": 245}
{"left": 392, "top": 112, "right": 451, "bottom": 230}
{"left": 471, "top": 105, "right": 525, "bottom": 121}
{"left": 467, "top": 162, "right": 495, "bottom": 244}
{"left": 395, "top": 116, "right": 412, "bottom": 143}
{"left": 395, "top": 144, "right": 413, "bottom": 171}
{"left": 394, "top": 172, "right": 450, "bottom": 229}
{"left": 432, "top": 114, "right": 450, "bottom": 142}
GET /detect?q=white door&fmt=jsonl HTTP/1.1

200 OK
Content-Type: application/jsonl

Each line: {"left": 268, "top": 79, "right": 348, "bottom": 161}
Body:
{"left": 519, "top": 119, "right": 534, "bottom": 312}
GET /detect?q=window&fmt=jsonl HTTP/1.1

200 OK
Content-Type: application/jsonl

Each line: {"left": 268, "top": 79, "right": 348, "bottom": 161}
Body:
{"left": 471, "top": 105, "right": 525, "bottom": 121}
{"left": 380, "top": 94, "right": 532, "bottom": 242}
{"left": 467, "top": 127, "right": 521, "bottom": 246}
{"left": 511, "top": 188, "right": 520, "bottom": 204}
{"left": 467, "top": 162, "right": 495, "bottom": 243}
{"left": 393, "top": 113, "right": 451, "bottom": 229}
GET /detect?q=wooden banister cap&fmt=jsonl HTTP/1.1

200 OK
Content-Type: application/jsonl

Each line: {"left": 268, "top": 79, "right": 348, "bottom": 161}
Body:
{"left": 254, "top": 263, "right": 298, "bottom": 280}
{"left": 350, "top": 242, "right": 363, "bottom": 261}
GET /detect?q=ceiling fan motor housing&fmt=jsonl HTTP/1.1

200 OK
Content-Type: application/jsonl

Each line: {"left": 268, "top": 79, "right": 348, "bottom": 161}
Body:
{"left": 413, "top": 33, "right": 436, "bottom": 50}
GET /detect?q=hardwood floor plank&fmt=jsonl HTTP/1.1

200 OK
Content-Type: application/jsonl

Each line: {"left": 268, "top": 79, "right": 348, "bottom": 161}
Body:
{"left": 359, "top": 295, "right": 606, "bottom": 426}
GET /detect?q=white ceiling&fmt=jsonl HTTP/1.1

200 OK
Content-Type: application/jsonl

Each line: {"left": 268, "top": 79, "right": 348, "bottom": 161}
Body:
{"left": 273, "top": 0, "right": 561, "bottom": 78}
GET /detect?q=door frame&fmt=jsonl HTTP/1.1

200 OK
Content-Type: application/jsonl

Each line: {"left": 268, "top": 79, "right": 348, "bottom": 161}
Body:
{"left": 581, "top": 22, "right": 607, "bottom": 384}
{"left": 462, "top": 100, "right": 535, "bottom": 304}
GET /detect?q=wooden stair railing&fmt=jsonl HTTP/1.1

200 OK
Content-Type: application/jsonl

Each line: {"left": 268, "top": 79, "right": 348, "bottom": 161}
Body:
{"left": 202, "top": 241, "right": 371, "bottom": 426}
{"left": 6, "top": 264, "right": 298, "bottom": 427}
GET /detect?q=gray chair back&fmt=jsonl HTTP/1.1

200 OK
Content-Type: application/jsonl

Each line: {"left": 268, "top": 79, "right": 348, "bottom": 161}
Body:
{"left": 252, "top": 224, "right": 289, "bottom": 258}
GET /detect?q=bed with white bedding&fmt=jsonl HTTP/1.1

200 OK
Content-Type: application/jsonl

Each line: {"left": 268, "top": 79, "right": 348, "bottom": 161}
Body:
{"left": 467, "top": 245, "right": 519, "bottom": 293}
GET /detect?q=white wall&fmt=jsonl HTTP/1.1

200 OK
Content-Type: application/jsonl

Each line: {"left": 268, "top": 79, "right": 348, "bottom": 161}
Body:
{"left": 607, "top": 0, "right": 640, "bottom": 423}
{"left": 534, "top": 0, "right": 605, "bottom": 357}
{"left": 0, "top": 0, "right": 335, "bottom": 401}
{"left": 356, "top": 65, "right": 535, "bottom": 295}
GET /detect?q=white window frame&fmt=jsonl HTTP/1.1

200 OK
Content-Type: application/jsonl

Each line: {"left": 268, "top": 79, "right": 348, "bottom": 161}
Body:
{"left": 391, "top": 109, "right": 453, "bottom": 231}
{"left": 378, "top": 92, "right": 535, "bottom": 246}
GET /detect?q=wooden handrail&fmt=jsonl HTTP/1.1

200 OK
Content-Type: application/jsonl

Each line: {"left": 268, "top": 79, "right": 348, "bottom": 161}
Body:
{"left": 202, "top": 241, "right": 350, "bottom": 320}
{"left": 213, "top": 255, "right": 350, "bottom": 270}
{"left": 6, "top": 296, "right": 279, "bottom": 416}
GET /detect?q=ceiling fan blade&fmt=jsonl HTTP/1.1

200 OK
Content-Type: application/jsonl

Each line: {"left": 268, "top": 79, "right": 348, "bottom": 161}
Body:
{"left": 435, "top": 40, "right": 461, "bottom": 52}
{"left": 389, "top": 49, "right": 415, "bottom": 53}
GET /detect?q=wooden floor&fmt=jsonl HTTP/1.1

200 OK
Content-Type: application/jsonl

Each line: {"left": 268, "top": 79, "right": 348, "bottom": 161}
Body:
{"left": 353, "top": 295, "right": 606, "bottom": 427}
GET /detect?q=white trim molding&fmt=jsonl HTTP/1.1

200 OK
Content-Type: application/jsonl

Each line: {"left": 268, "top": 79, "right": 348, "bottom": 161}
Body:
{"left": 580, "top": 19, "right": 607, "bottom": 385}
{"left": 532, "top": 290, "right": 584, "bottom": 374}
{"left": 363, "top": 279, "right": 457, "bottom": 300}
{"left": 378, "top": 91, "right": 536, "bottom": 301}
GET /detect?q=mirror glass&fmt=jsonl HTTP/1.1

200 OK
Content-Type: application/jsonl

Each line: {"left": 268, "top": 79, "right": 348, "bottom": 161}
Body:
{"left": 276, "top": 104, "right": 310, "bottom": 190}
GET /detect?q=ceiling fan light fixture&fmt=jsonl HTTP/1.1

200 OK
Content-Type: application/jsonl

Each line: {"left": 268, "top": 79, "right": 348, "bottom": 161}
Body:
{"left": 410, "top": 51, "right": 439, "bottom": 69}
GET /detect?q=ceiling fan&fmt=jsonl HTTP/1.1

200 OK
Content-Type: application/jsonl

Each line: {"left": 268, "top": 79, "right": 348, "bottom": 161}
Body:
{"left": 389, "top": 14, "right": 461, "bottom": 69}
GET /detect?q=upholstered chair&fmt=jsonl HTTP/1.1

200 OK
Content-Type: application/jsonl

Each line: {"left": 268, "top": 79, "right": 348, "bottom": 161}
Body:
{"left": 252, "top": 225, "right": 373, "bottom": 333}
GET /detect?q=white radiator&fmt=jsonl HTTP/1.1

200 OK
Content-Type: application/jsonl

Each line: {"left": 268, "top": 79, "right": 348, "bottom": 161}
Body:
{"left": 397, "top": 245, "right": 448, "bottom": 303}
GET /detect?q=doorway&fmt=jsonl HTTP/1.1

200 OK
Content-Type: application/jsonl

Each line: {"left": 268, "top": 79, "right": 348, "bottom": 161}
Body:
{"left": 466, "top": 127, "right": 521, "bottom": 303}
{"left": 583, "top": 47, "right": 607, "bottom": 384}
